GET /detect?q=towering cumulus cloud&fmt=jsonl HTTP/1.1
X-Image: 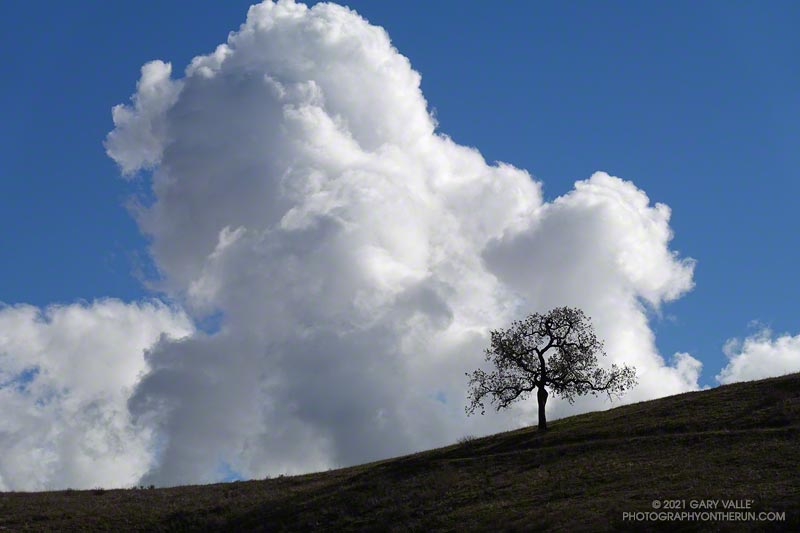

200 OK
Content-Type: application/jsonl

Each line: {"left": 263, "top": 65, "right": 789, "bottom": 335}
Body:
{"left": 104, "top": 0, "right": 699, "bottom": 486}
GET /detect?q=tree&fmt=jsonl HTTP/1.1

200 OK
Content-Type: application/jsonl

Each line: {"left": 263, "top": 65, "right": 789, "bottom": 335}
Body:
{"left": 466, "top": 307, "right": 637, "bottom": 431}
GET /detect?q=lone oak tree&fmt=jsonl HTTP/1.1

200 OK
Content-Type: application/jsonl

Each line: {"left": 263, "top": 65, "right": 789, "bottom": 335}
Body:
{"left": 466, "top": 307, "right": 637, "bottom": 431}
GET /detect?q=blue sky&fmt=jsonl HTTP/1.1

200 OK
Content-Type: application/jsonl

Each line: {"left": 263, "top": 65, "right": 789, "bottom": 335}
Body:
{"left": 2, "top": 0, "right": 798, "bottom": 390}
{"left": 2, "top": 0, "right": 800, "bottom": 490}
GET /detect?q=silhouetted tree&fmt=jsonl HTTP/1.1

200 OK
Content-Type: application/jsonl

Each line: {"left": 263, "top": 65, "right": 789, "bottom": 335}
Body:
{"left": 466, "top": 307, "right": 637, "bottom": 431}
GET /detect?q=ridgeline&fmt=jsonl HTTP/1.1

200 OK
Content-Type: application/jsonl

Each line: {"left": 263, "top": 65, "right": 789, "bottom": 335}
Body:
{"left": 2, "top": 373, "right": 798, "bottom": 531}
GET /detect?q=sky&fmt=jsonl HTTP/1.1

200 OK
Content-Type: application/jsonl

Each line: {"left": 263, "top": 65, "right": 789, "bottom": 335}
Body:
{"left": 0, "top": 0, "right": 798, "bottom": 490}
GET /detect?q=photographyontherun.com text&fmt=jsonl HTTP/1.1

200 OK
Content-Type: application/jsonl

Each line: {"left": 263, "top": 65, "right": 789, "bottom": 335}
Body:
{"left": 622, "top": 499, "right": 785, "bottom": 523}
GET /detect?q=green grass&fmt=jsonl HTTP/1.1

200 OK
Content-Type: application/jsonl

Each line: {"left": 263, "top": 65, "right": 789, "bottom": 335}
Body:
{"left": 2, "top": 373, "right": 799, "bottom": 531}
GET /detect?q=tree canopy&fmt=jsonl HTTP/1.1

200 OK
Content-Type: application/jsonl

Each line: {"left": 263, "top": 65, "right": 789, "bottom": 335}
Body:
{"left": 466, "top": 307, "right": 637, "bottom": 430}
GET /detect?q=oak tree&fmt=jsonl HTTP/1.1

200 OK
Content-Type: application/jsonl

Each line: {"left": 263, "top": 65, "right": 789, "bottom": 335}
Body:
{"left": 466, "top": 307, "right": 637, "bottom": 431}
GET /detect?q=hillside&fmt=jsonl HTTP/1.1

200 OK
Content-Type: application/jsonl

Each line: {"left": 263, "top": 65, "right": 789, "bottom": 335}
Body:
{"left": 1, "top": 373, "right": 799, "bottom": 531}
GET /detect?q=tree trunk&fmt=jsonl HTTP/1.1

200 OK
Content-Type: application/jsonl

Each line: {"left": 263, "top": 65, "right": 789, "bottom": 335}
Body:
{"left": 537, "top": 386, "right": 548, "bottom": 431}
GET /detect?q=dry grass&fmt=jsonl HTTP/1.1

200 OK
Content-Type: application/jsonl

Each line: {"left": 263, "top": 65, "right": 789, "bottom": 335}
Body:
{"left": 1, "top": 373, "right": 799, "bottom": 531}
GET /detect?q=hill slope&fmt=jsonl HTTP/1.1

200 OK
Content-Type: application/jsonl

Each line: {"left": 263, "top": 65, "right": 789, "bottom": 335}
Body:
{"left": 2, "top": 373, "right": 799, "bottom": 531}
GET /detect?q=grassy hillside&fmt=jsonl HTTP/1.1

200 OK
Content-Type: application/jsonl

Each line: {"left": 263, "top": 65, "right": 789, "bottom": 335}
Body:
{"left": 1, "top": 373, "right": 799, "bottom": 531}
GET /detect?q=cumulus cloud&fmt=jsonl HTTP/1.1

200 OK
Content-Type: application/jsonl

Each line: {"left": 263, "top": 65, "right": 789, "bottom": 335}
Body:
{"left": 98, "top": 0, "right": 704, "bottom": 487}
{"left": 0, "top": 300, "right": 191, "bottom": 491}
{"left": 717, "top": 329, "right": 800, "bottom": 384}
{"left": 105, "top": 60, "right": 182, "bottom": 175}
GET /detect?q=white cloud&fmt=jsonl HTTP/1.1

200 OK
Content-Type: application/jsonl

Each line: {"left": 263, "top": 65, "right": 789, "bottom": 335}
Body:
{"left": 98, "top": 0, "right": 703, "bottom": 487}
{"left": 717, "top": 329, "right": 800, "bottom": 384}
{"left": 0, "top": 300, "right": 191, "bottom": 491}
{"left": 105, "top": 60, "right": 182, "bottom": 176}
